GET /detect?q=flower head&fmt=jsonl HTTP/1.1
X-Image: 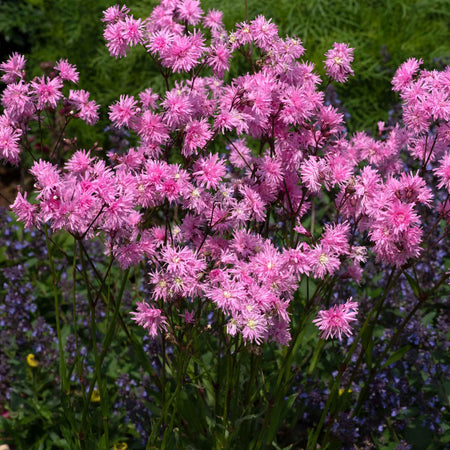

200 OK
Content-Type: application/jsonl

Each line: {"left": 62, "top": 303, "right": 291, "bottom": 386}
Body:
{"left": 54, "top": 59, "right": 79, "bottom": 83}
{"left": 0, "top": 53, "right": 26, "bottom": 84}
{"left": 313, "top": 299, "right": 358, "bottom": 340}
{"left": 90, "top": 389, "right": 101, "bottom": 402}
{"left": 130, "top": 302, "right": 168, "bottom": 337}
{"left": 26, "top": 353, "right": 39, "bottom": 368}
{"left": 324, "top": 43, "right": 354, "bottom": 83}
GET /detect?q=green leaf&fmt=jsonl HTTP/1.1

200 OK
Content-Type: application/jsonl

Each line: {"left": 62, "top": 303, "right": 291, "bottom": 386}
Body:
{"left": 403, "top": 271, "right": 421, "bottom": 298}
{"left": 365, "top": 338, "right": 374, "bottom": 370}
{"left": 381, "top": 345, "right": 412, "bottom": 370}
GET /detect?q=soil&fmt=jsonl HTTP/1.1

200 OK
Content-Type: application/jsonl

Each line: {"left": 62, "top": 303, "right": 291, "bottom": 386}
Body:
{"left": 0, "top": 165, "right": 21, "bottom": 207}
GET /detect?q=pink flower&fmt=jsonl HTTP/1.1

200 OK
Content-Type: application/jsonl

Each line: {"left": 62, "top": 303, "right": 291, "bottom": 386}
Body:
{"left": 204, "top": 279, "right": 246, "bottom": 313}
{"left": 30, "top": 76, "right": 63, "bottom": 110}
{"left": 109, "top": 94, "right": 138, "bottom": 128}
{"left": 193, "top": 153, "right": 226, "bottom": 189}
{"left": 179, "top": 309, "right": 196, "bottom": 324}
{"left": 434, "top": 152, "right": 450, "bottom": 192}
{"left": 104, "top": 15, "right": 144, "bottom": 58}
{"left": 54, "top": 59, "right": 79, "bottom": 83}
{"left": 240, "top": 185, "right": 266, "bottom": 221}
{"left": 182, "top": 119, "right": 212, "bottom": 156}
{"left": 207, "top": 44, "right": 231, "bottom": 77}
{"left": 147, "top": 29, "right": 174, "bottom": 56}
{"left": 30, "top": 160, "right": 61, "bottom": 195}
{"left": 313, "top": 299, "right": 358, "bottom": 340}
{"left": 69, "top": 89, "right": 99, "bottom": 125}
{"left": 161, "top": 32, "right": 205, "bottom": 73}
{"left": 162, "top": 89, "right": 193, "bottom": 128}
{"left": 134, "top": 110, "right": 169, "bottom": 145}
{"left": 203, "top": 9, "right": 224, "bottom": 30}
{"left": 384, "top": 200, "right": 419, "bottom": 235}
{"left": 280, "top": 85, "right": 317, "bottom": 126}
{"left": 102, "top": 5, "right": 130, "bottom": 24}
{"left": 1, "top": 81, "right": 34, "bottom": 121}
{"left": 241, "top": 311, "right": 267, "bottom": 344}
{"left": 392, "top": 58, "right": 423, "bottom": 92}
{"left": 257, "top": 155, "right": 284, "bottom": 188}
{"left": 0, "top": 53, "right": 26, "bottom": 84}
{"left": 250, "top": 15, "right": 278, "bottom": 51}
{"left": 10, "top": 192, "right": 37, "bottom": 229}
{"left": 177, "top": 0, "right": 203, "bottom": 26}
{"left": 324, "top": 42, "right": 354, "bottom": 83}
{"left": 139, "top": 87, "right": 159, "bottom": 109}
{"left": 130, "top": 302, "right": 168, "bottom": 337}
{"left": 122, "top": 16, "right": 144, "bottom": 46}
{"left": 300, "top": 156, "right": 329, "bottom": 193}
{"left": 0, "top": 123, "right": 22, "bottom": 165}
{"left": 309, "top": 244, "right": 341, "bottom": 279}
{"left": 65, "top": 149, "right": 94, "bottom": 174}
{"left": 321, "top": 222, "right": 350, "bottom": 256}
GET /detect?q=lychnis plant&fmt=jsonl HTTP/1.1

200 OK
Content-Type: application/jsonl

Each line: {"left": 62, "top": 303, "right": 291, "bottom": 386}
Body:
{"left": 1, "top": 0, "right": 449, "bottom": 448}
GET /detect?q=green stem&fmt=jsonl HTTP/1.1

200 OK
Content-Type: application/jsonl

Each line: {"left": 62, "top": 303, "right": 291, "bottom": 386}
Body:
{"left": 307, "top": 268, "right": 399, "bottom": 449}
{"left": 78, "top": 241, "right": 109, "bottom": 448}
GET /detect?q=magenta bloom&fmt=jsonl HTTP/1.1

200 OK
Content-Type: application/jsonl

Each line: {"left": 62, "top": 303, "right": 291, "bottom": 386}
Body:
{"left": 130, "top": 302, "right": 168, "bottom": 337}
{"left": 30, "top": 76, "right": 63, "bottom": 110}
{"left": 324, "top": 42, "right": 354, "bottom": 83}
{"left": 109, "top": 94, "right": 138, "bottom": 128}
{"left": 0, "top": 53, "right": 26, "bottom": 84}
{"left": 313, "top": 299, "right": 358, "bottom": 340}
{"left": 54, "top": 59, "right": 79, "bottom": 83}
{"left": 434, "top": 152, "right": 450, "bottom": 193}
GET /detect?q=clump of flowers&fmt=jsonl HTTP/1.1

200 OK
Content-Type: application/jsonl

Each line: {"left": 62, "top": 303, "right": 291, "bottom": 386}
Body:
{"left": 3, "top": 0, "right": 449, "bottom": 347}
{"left": 1, "top": 0, "right": 449, "bottom": 447}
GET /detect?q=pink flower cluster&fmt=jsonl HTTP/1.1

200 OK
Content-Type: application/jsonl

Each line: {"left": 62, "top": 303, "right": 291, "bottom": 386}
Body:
{"left": 103, "top": 5, "right": 144, "bottom": 58}
{"left": 0, "top": 55, "right": 99, "bottom": 165}
{"left": 4, "top": 0, "right": 450, "bottom": 344}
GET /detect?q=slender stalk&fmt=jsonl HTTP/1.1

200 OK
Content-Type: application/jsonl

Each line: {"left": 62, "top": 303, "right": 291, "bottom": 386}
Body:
{"left": 307, "top": 268, "right": 399, "bottom": 449}
{"left": 44, "top": 225, "right": 68, "bottom": 391}
{"left": 78, "top": 240, "right": 109, "bottom": 448}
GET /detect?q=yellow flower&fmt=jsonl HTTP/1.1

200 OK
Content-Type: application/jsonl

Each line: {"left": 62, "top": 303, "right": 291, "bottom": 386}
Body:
{"left": 26, "top": 354, "right": 39, "bottom": 368}
{"left": 90, "top": 389, "right": 101, "bottom": 403}
{"left": 338, "top": 388, "right": 352, "bottom": 396}
{"left": 113, "top": 443, "right": 128, "bottom": 450}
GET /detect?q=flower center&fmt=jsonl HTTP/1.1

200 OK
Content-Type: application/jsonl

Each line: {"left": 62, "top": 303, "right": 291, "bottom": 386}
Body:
{"left": 318, "top": 254, "right": 329, "bottom": 265}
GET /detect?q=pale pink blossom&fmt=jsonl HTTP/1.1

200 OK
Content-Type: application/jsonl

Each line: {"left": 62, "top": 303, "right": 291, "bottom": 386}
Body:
{"left": 109, "top": 94, "right": 138, "bottom": 128}
{"left": 313, "top": 299, "right": 358, "bottom": 340}
{"left": 177, "top": 0, "right": 203, "bottom": 25}
{"left": 392, "top": 58, "right": 423, "bottom": 92}
{"left": 0, "top": 53, "right": 26, "bottom": 84}
{"left": 193, "top": 153, "right": 226, "bottom": 189}
{"left": 434, "top": 152, "right": 450, "bottom": 192}
{"left": 324, "top": 42, "right": 354, "bottom": 83}
{"left": 130, "top": 302, "right": 168, "bottom": 337}
{"left": 10, "top": 192, "right": 37, "bottom": 229}
{"left": 54, "top": 59, "right": 79, "bottom": 83}
{"left": 30, "top": 76, "right": 63, "bottom": 110}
